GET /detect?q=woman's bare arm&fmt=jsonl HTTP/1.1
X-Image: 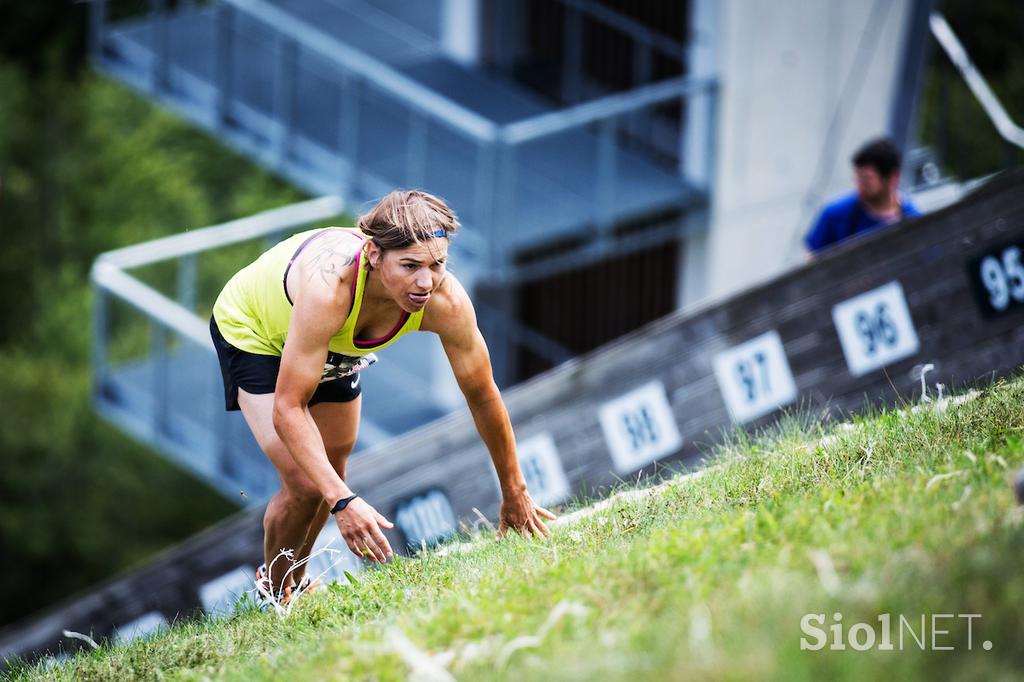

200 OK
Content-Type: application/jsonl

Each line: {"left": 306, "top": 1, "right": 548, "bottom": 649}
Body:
{"left": 274, "top": 246, "right": 394, "bottom": 562}
{"left": 423, "top": 275, "right": 556, "bottom": 537}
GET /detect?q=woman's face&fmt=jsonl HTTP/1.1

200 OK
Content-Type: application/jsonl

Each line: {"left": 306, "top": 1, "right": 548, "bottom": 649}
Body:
{"left": 371, "top": 239, "right": 449, "bottom": 312}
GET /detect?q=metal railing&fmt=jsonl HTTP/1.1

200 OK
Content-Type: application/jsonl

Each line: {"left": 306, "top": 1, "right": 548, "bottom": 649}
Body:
{"left": 226, "top": 0, "right": 498, "bottom": 140}
{"left": 487, "top": 0, "right": 687, "bottom": 107}
{"left": 930, "top": 13, "right": 1024, "bottom": 152}
{"left": 922, "top": 12, "right": 1024, "bottom": 183}
{"left": 92, "top": 196, "right": 345, "bottom": 502}
{"left": 562, "top": 0, "right": 687, "bottom": 63}
{"left": 487, "top": 75, "right": 717, "bottom": 268}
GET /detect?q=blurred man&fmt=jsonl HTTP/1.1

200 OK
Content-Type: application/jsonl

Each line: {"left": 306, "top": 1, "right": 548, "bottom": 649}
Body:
{"left": 804, "top": 137, "right": 921, "bottom": 255}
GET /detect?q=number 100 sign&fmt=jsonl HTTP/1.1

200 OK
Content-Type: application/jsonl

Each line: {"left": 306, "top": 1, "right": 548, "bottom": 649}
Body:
{"left": 831, "top": 281, "right": 919, "bottom": 377}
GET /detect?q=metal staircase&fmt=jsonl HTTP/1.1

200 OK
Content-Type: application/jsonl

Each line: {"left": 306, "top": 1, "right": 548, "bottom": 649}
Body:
{"left": 89, "top": 0, "right": 718, "bottom": 502}
{"left": 90, "top": 0, "right": 716, "bottom": 270}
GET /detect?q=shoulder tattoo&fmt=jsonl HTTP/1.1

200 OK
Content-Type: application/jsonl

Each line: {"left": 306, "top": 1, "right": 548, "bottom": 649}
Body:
{"left": 304, "top": 234, "right": 359, "bottom": 286}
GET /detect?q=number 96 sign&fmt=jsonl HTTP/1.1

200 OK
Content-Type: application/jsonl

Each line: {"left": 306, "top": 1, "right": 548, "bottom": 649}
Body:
{"left": 831, "top": 281, "right": 919, "bottom": 377}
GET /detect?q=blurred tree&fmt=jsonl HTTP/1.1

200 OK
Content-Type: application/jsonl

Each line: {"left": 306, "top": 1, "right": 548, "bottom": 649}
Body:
{"left": 918, "top": 0, "right": 1024, "bottom": 179}
{"left": 0, "top": 0, "right": 85, "bottom": 74}
{"left": 0, "top": 13, "right": 305, "bottom": 624}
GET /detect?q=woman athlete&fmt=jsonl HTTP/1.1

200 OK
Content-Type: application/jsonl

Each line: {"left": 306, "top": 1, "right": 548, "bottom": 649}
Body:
{"left": 211, "top": 190, "right": 554, "bottom": 599}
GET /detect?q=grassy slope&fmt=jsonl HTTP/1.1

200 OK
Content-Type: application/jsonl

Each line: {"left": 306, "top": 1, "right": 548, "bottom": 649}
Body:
{"left": 9, "top": 377, "right": 1024, "bottom": 681}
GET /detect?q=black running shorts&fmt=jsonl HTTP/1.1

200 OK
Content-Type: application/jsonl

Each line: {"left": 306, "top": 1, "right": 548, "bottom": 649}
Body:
{"left": 210, "top": 317, "right": 361, "bottom": 411}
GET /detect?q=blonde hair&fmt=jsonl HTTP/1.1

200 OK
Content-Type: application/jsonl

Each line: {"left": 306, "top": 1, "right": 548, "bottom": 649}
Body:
{"left": 357, "top": 190, "right": 460, "bottom": 251}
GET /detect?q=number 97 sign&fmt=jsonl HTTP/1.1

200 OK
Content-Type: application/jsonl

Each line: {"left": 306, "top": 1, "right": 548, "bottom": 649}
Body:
{"left": 712, "top": 331, "right": 798, "bottom": 423}
{"left": 831, "top": 281, "right": 919, "bottom": 377}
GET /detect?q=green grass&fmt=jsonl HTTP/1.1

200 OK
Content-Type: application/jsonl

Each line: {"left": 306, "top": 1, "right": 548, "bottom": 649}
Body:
{"left": 8, "top": 377, "right": 1024, "bottom": 681}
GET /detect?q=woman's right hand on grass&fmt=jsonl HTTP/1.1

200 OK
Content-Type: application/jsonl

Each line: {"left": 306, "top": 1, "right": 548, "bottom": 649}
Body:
{"left": 335, "top": 497, "right": 395, "bottom": 563}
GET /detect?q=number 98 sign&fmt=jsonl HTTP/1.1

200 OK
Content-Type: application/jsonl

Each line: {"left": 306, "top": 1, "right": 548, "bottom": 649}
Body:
{"left": 598, "top": 381, "right": 683, "bottom": 473}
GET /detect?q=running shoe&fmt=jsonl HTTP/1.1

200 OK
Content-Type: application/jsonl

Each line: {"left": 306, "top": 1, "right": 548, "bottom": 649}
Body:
{"left": 254, "top": 563, "right": 321, "bottom": 611}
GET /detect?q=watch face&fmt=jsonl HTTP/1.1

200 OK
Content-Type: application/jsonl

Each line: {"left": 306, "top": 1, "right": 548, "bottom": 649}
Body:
{"left": 331, "top": 495, "right": 358, "bottom": 514}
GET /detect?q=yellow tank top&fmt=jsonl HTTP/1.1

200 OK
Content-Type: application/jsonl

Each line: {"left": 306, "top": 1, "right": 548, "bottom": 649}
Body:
{"left": 212, "top": 227, "right": 423, "bottom": 361}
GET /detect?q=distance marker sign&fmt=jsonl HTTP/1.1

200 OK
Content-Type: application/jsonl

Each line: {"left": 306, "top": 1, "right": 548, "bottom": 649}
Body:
{"left": 598, "top": 380, "right": 683, "bottom": 473}
{"left": 199, "top": 565, "right": 256, "bottom": 617}
{"left": 307, "top": 523, "right": 364, "bottom": 584}
{"left": 512, "top": 432, "right": 571, "bottom": 508}
{"left": 713, "top": 330, "right": 797, "bottom": 423}
{"left": 114, "top": 612, "right": 168, "bottom": 645}
{"left": 831, "top": 281, "right": 919, "bottom": 377}
{"left": 395, "top": 489, "right": 457, "bottom": 549}
{"left": 967, "top": 241, "right": 1024, "bottom": 318}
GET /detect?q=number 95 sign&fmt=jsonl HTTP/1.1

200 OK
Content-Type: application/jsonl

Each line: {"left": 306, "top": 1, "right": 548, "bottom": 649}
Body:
{"left": 831, "top": 281, "right": 919, "bottom": 377}
{"left": 968, "top": 243, "right": 1024, "bottom": 318}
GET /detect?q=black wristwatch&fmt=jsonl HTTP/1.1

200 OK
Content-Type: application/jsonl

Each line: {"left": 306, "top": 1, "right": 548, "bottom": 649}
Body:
{"left": 330, "top": 494, "right": 359, "bottom": 515}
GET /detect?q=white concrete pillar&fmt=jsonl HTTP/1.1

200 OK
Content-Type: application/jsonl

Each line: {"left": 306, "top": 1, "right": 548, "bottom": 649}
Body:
{"left": 683, "top": 0, "right": 720, "bottom": 185}
{"left": 677, "top": 0, "right": 719, "bottom": 310}
{"left": 441, "top": 0, "right": 480, "bottom": 66}
{"left": 703, "top": 0, "right": 916, "bottom": 300}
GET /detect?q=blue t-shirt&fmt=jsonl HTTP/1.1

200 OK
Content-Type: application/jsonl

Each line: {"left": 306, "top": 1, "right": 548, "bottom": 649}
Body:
{"left": 804, "top": 192, "right": 921, "bottom": 254}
